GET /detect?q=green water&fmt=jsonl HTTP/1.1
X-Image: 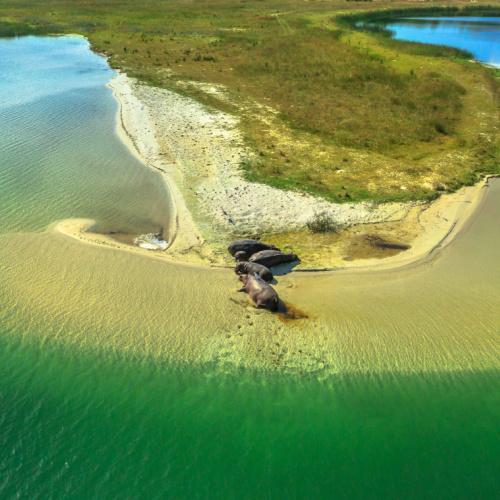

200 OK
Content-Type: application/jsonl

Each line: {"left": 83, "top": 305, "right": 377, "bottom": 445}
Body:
{"left": 0, "top": 36, "right": 499, "bottom": 498}
{"left": 0, "top": 335, "right": 498, "bottom": 499}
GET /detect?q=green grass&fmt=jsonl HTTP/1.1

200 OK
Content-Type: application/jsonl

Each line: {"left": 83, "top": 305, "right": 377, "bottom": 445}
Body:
{"left": 1, "top": 0, "right": 498, "bottom": 203}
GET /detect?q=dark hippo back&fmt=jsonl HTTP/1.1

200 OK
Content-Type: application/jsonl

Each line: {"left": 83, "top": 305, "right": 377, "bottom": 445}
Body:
{"left": 249, "top": 249, "right": 298, "bottom": 268}
{"left": 235, "top": 261, "right": 273, "bottom": 282}
{"left": 234, "top": 251, "right": 249, "bottom": 262}
{"left": 228, "top": 239, "right": 278, "bottom": 257}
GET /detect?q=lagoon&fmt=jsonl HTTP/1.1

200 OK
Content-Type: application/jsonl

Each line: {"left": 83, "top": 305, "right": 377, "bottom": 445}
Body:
{"left": 382, "top": 16, "right": 500, "bottom": 67}
{"left": 0, "top": 34, "right": 499, "bottom": 498}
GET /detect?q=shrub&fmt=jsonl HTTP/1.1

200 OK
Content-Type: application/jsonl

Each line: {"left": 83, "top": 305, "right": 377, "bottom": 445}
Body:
{"left": 306, "top": 212, "right": 340, "bottom": 233}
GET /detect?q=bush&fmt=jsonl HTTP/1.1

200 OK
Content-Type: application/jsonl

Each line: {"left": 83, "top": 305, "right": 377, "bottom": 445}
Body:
{"left": 306, "top": 212, "right": 340, "bottom": 233}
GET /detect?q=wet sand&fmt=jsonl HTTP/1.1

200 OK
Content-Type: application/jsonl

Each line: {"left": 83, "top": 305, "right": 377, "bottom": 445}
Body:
{"left": 20, "top": 174, "right": 499, "bottom": 375}
{"left": 2, "top": 178, "right": 498, "bottom": 375}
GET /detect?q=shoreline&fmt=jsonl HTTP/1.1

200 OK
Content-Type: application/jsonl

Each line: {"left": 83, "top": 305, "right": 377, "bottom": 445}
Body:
{"left": 107, "top": 74, "right": 211, "bottom": 264}
{"left": 53, "top": 176, "right": 492, "bottom": 274}
{"left": 68, "top": 71, "right": 494, "bottom": 273}
{"left": 331, "top": 176, "right": 492, "bottom": 273}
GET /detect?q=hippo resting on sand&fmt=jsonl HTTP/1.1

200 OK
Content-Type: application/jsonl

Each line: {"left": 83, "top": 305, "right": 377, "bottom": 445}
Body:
{"left": 249, "top": 249, "right": 299, "bottom": 268}
{"left": 239, "top": 274, "right": 279, "bottom": 311}
{"left": 228, "top": 239, "right": 278, "bottom": 257}
{"left": 235, "top": 261, "right": 273, "bottom": 282}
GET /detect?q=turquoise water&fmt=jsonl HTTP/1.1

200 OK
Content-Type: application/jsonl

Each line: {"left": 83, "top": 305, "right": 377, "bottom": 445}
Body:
{"left": 0, "top": 35, "right": 170, "bottom": 236}
{"left": 382, "top": 17, "right": 500, "bottom": 67}
{"left": 0, "top": 35, "right": 499, "bottom": 498}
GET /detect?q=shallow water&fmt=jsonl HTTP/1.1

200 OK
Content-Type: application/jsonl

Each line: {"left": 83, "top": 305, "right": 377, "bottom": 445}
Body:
{"left": 0, "top": 35, "right": 499, "bottom": 497}
{"left": 0, "top": 35, "right": 171, "bottom": 236}
{"left": 382, "top": 16, "right": 500, "bottom": 67}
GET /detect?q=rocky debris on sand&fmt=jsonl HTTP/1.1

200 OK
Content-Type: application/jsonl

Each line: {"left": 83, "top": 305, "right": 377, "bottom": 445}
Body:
{"left": 134, "top": 233, "right": 168, "bottom": 251}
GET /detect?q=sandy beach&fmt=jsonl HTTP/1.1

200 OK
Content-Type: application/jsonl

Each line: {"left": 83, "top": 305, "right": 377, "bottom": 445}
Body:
{"left": 55, "top": 72, "right": 492, "bottom": 272}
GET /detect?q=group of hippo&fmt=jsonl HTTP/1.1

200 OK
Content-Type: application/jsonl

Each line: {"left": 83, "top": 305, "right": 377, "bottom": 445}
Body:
{"left": 228, "top": 239, "right": 299, "bottom": 312}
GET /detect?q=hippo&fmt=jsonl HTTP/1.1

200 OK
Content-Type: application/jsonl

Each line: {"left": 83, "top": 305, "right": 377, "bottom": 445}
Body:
{"left": 235, "top": 261, "right": 273, "bottom": 282}
{"left": 234, "top": 251, "right": 250, "bottom": 262}
{"left": 249, "top": 249, "right": 299, "bottom": 268}
{"left": 239, "top": 274, "right": 279, "bottom": 311}
{"left": 228, "top": 239, "right": 278, "bottom": 257}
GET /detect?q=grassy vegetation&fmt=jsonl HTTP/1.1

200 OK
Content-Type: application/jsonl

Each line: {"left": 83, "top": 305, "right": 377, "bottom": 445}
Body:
{"left": 1, "top": 0, "right": 498, "bottom": 203}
